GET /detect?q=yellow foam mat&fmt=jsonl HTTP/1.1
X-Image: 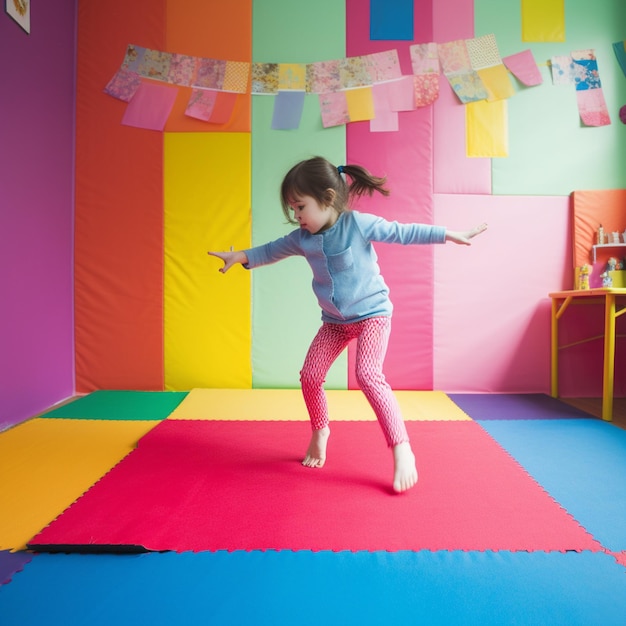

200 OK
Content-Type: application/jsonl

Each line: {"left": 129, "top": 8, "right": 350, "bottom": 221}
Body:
{"left": 0, "top": 418, "right": 159, "bottom": 551}
{"left": 167, "top": 388, "right": 471, "bottom": 422}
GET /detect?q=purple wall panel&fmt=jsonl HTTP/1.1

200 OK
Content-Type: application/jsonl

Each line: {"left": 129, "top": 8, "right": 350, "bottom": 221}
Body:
{"left": 0, "top": 2, "right": 77, "bottom": 430}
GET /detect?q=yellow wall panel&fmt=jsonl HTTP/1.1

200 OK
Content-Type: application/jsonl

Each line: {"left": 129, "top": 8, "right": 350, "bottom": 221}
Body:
{"left": 164, "top": 133, "right": 252, "bottom": 390}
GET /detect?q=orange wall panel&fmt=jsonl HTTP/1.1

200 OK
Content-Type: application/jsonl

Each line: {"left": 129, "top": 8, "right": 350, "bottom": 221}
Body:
{"left": 164, "top": 0, "right": 251, "bottom": 132}
{"left": 75, "top": 1, "right": 166, "bottom": 391}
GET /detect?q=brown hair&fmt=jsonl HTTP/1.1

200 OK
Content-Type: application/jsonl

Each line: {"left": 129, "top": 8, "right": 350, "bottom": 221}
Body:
{"left": 280, "top": 156, "right": 389, "bottom": 224}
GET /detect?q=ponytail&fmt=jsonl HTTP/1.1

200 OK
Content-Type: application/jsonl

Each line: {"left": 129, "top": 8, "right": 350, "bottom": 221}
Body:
{"left": 337, "top": 164, "right": 390, "bottom": 198}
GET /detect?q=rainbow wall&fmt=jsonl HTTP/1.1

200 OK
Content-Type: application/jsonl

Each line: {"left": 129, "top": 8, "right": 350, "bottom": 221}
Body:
{"left": 68, "top": 0, "right": 626, "bottom": 395}
{"left": 2, "top": 0, "right": 626, "bottom": 430}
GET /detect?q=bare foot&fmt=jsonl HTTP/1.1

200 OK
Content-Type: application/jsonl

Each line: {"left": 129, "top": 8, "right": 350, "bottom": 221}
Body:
{"left": 302, "top": 426, "right": 330, "bottom": 468}
{"left": 393, "top": 441, "right": 418, "bottom": 493}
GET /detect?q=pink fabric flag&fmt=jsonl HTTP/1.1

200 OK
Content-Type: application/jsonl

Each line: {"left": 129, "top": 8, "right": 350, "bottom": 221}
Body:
{"left": 387, "top": 76, "right": 417, "bottom": 111}
{"left": 370, "top": 82, "right": 399, "bottom": 132}
{"left": 502, "top": 49, "right": 543, "bottom": 86}
{"left": 577, "top": 89, "right": 611, "bottom": 127}
{"left": 121, "top": 82, "right": 178, "bottom": 131}
{"left": 185, "top": 89, "right": 218, "bottom": 121}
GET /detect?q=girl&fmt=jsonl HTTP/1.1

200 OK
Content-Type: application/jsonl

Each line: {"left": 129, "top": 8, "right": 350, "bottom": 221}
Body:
{"left": 209, "top": 156, "right": 487, "bottom": 493}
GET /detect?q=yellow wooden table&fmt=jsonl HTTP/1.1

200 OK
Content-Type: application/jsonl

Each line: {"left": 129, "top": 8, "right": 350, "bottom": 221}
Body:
{"left": 549, "top": 288, "right": 626, "bottom": 421}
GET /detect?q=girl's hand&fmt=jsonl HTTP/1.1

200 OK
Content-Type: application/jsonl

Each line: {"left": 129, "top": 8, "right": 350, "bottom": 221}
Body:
{"left": 445, "top": 222, "right": 488, "bottom": 245}
{"left": 207, "top": 249, "right": 249, "bottom": 273}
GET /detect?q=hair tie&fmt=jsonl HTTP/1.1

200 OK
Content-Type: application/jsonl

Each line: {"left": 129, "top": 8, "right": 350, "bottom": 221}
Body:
{"left": 337, "top": 165, "right": 345, "bottom": 174}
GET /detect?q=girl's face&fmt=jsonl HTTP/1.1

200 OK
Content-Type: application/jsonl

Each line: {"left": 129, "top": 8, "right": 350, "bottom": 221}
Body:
{"left": 288, "top": 193, "right": 338, "bottom": 234}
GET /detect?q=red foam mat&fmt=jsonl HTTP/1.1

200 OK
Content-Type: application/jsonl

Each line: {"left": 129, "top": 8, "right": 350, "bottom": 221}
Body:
{"left": 29, "top": 420, "right": 602, "bottom": 553}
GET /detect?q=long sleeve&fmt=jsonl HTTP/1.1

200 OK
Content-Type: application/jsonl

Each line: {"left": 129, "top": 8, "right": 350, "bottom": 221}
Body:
{"left": 243, "top": 231, "right": 304, "bottom": 269}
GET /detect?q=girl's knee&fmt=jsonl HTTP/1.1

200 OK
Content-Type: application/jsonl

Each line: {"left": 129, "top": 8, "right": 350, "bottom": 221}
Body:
{"left": 300, "top": 368, "right": 326, "bottom": 390}
{"left": 355, "top": 367, "right": 385, "bottom": 392}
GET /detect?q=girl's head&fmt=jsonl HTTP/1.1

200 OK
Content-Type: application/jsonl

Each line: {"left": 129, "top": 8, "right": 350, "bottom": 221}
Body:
{"left": 280, "top": 156, "right": 389, "bottom": 225}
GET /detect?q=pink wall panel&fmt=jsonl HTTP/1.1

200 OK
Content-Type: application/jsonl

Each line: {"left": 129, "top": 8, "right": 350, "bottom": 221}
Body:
{"left": 346, "top": 0, "right": 435, "bottom": 390}
{"left": 433, "top": 193, "right": 572, "bottom": 392}
{"left": 432, "top": 0, "right": 492, "bottom": 194}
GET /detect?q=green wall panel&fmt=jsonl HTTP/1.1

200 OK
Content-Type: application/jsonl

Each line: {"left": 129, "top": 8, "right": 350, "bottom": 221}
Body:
{"left": 475, "top": 0, "right": 626, "bottom": 195}
{"left": 251, "top": 0, "right": 347, "bottom": 388}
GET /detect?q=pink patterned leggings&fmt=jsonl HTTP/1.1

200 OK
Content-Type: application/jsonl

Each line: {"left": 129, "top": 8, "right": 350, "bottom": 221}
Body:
{"left": 299, "top": 316, "right": 409, "bottom": 448}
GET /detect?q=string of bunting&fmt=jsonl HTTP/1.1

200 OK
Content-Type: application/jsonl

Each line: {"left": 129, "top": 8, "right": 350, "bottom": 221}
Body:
{"left": 104, "top": 34, "right": 615, "bottom": 131}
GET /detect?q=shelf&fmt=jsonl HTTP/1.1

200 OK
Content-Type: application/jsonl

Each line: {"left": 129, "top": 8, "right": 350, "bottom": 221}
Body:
{"left": 592, "top": 243, "right": 626, "bottom": 263}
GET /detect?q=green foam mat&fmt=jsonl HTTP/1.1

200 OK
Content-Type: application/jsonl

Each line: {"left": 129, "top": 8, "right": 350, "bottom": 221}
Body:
{"left": 40, "top": 391, "right": 188, "bottom": 421}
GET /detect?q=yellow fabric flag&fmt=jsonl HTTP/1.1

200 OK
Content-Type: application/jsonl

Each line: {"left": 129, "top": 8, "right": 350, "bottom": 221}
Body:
{"left": 466, "top": 99, "right": 508, "bottom": 158}
{"left": 346, "top": 86, "right": 376, "bottom": 121}
{"left": 477, "top": 65, "right": 516, "bottom": 101}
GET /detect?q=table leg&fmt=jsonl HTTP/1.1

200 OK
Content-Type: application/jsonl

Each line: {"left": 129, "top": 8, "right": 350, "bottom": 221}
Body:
{"left": 551, "top": 298, "right": 559, "bottom": 398}
{"left": 602, "top": 294, "right": 616, "bottom": 421}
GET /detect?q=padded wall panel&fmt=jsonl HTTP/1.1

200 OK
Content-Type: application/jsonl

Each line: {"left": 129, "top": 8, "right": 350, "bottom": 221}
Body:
{"left": 250, "top": 0, "right": 347, "bottom": 388}
{"left": 433, "top": 193, "right": 571, "bottom": 392}
{"left": 74, "top": 1, "right": 165, "bottom": 392}
{"left": 164, "top": 133, "right": 252, "bottom": 390}
{"left": 572, "top": 190, "right": 626, "bottom": 268}
{"left": 476, "top": 0, "right": 626, "bottom": 195}
{"left": 346, "top": 0, "right": 435, "bottom": 390}
{"left": 433, "top": 0, "right": 492, "bottom": 194}
{"left": 164, "top": 0, "right": 251, "bottom": 132}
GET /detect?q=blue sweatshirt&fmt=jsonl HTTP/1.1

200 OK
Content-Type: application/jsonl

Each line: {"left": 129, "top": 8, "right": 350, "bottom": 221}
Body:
{"left": 244, "top": 210, "right": 446, "bottom": 324}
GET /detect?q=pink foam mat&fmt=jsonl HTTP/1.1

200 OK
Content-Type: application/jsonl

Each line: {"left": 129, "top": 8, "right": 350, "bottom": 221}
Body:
{"left": 29, "top": 420, "right": 602, "bottom": 554}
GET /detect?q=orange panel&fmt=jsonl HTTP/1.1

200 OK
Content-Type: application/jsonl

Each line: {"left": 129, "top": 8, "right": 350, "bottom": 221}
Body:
{"left": 572, "top": 190, "right": 626, "bottom": 268}
{"left": 164, "top": 0, "right": 251, "bottom": 132}
{"left": 75, "top": 1, "right": 166, "bottom": 391}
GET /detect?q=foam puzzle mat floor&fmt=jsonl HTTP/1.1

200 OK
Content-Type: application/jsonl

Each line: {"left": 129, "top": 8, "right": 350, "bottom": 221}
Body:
{"left": 2, "top": 390, "right": 626, "bottom": 625}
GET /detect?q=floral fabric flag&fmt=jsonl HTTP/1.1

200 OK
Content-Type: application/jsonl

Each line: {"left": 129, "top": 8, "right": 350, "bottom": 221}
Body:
{"left": 363, "top": 50, "right": 402, "bottom": 83}
{"left": 410, "top": 43, "right": 440, "bottom": 107}
{"left": 168, "top": 54, "right": 197, "bottom": 86}
{"left": 185, "top": 89, "right": 218, "bottom": 121}
{"left": 319, "top": 92, "right": 350, "bottom": 128}
{"left": 122, "top": 45, "right": 147, "bottom": 73}
{"left": 194, "top": 59, "right": 227, "bottom": 90}
{"left": 252, "top": 63, "right": 279, "bottom": 94}
{"left": 439, "top": 40, "right": 488, "bottom": 103}
{"left": 413, "top": 74, "right": 439, "bottom": 107}
{"left": 410, "top": 43, "right": 439, "bottom": 75}
{"left": 139, "top": 49, "right": 173, "bottom": 82}
{"left": 550, "top": 55, "right": 574, "bottom": 86}
{"left": 571, "top": 49, "right": 601, "bottom": 91}
{"left": 306, "top": 60, "right": 342, "bottom": 94}
{"left": 467, "top": 34, "right": 514, "bottom": 101}
{"left": 339, "top": 57, "right": 371, "bottom": 89}
{"left": 104, "top": 68, "right": 142, "bottom": 102}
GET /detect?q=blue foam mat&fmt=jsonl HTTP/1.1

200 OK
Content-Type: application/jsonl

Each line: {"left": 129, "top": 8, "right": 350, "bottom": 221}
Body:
{"left": 448, "top": 393, "right": 592, "bottom": 421}
{"left": 478, "top": 419, "right": 626, "bottom": 552}
{"left": 1, "top": 550, "right": 625, "bottom": 625}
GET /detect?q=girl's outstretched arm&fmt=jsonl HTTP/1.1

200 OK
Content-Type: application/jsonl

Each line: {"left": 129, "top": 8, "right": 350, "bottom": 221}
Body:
{"left": 207, "top": 249, "right": 249, "bottom": 273}
{"left": 445, "top": 222, "right": 488, "bottom": 245}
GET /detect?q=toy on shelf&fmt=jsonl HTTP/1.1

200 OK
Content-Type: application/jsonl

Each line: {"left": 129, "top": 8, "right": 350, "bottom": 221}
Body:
{"left": 577, "top": 264, "right": 590, "bottom": 290}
